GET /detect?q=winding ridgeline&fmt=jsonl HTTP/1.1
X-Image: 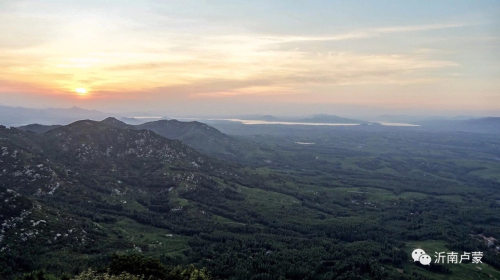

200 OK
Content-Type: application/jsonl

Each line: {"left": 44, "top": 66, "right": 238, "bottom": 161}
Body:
{"left": 18, "top": 118, "right": 254, "bottom": 162}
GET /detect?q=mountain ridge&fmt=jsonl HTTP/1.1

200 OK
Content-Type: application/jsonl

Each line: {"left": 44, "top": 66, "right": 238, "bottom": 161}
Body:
{"left": 17, "top": 117, "right": 253, "bottom": 161}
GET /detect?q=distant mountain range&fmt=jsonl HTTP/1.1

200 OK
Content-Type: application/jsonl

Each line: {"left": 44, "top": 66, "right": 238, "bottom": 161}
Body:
{"left": 255, "top": 115, "right": 279, "bottom": 122}
{"left": 372, "top": 115, "right": 500, "bottom": 134}
{"left": 416, "top": 117, "right": 500, "bottom": 134}
{"left": 5, "top": 105, "right": 500, "bottom": 135}
{"left": 290, "top": 114, "right": 363, "bottom": 124}
{"left": 373, "top": 114, "right": 479, "bottom": 123}
{"left": 0, "top": 105, "right": 110, "bottom": 126}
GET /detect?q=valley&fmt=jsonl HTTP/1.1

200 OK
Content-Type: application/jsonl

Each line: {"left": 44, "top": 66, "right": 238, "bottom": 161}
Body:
{"left": 1, "top": 119, "right": 500, "bottom": 279}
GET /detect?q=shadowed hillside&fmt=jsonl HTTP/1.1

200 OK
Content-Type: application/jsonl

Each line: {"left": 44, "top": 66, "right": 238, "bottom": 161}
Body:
{"left": 16, "top": 118, "right": 266, "bottom": 163}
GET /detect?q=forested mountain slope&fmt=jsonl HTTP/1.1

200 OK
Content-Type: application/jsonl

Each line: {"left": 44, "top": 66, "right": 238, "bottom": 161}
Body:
{"left": 1, "top": 121, "right": 500, "bottom": 279}
{"left": 16, "top": 118, "right": 262, "bottom": 163}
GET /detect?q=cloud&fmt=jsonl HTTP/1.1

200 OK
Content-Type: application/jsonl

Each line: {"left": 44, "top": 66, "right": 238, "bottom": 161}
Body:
{"left": 259, "top": 23, "right": 469, "bottom": 43}
{"left": 375, "top": 23, "right": 467, "bottom": 33}
{"left": 0, "top": 13, "right": 467, "bottom": 102}
{"left": 93, "top": 51, "right": 458, "bottom": 100}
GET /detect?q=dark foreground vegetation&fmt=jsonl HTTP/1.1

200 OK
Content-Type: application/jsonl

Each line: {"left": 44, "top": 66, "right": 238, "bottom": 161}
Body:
{"left": 18, "top": 254, "right": 212, "bottom": 280}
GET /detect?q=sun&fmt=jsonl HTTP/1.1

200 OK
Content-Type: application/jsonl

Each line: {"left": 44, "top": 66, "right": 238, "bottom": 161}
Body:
{"left": 75, "top": 88, "right": 87, "bottom": 95}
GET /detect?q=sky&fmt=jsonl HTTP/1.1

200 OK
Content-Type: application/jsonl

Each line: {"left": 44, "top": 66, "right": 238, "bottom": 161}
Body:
{"left": 0, "top": 0, "right": 499, "bottom": 117}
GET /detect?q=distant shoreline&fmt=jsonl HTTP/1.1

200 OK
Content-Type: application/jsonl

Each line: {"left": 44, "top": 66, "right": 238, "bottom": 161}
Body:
{"left": 177, "top": 117, "right": 420, "bottom": 127}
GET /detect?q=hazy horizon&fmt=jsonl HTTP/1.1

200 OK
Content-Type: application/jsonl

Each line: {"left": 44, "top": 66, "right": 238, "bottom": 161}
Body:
{"left": 1, "top": 1, "right": 499, "bottom": 116}
{"left": 2, "top": 103, "right": 499, "bottom": 122}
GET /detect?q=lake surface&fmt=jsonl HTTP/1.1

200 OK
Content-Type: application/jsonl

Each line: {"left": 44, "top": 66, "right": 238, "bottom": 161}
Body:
{"left": 370, "top": 121, "right": 420, "bottom": 127}
{"left": 225, "top": 119, "right": 362, "bottom": 126}
{"left": 180, "top": 118, "right": 420, "bottom": 127}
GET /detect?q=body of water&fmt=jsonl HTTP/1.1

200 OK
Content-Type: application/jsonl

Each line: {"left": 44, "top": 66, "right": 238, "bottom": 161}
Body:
{"left": 179, "top": 118, "right": 420, "bottom": 127}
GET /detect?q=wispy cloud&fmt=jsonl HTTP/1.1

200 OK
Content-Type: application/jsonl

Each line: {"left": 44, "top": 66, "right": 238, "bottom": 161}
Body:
{"left": 261, "top": 23, "right": 469, "bottom": 43}
{"left": 0, "top": 0, "right": 490, "bottom": 111}
{"left": 0, "top": 24, "right": 461, "bottom": 99}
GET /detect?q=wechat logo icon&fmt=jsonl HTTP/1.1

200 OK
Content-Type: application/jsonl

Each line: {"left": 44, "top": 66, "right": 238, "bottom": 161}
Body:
{"left": 412, "top": 249, "right": 431, "bottom": 265}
